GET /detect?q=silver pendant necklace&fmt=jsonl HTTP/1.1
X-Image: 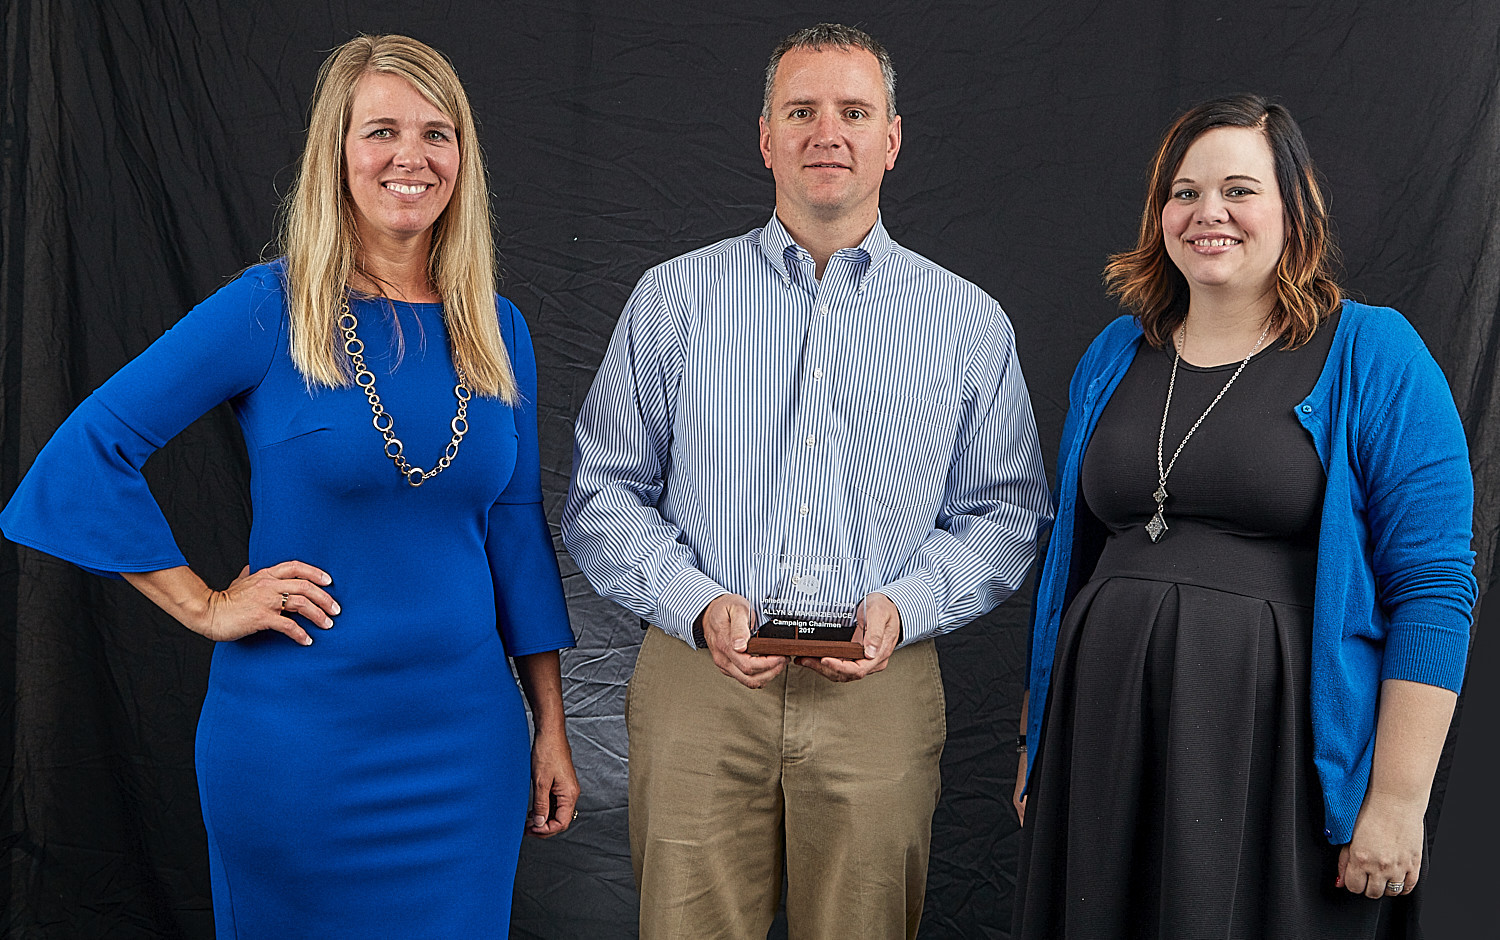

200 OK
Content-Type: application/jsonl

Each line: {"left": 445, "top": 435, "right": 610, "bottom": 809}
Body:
{"left": 1147, "top": 318, "right": 1272, "bottom": 542}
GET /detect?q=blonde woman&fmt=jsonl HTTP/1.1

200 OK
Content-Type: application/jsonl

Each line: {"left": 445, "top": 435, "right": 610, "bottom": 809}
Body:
{"left": 0, "top": 34, "right": 577, "bottom": 936}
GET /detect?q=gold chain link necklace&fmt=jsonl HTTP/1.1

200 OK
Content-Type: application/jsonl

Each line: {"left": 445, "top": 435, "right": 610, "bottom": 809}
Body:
{"left": 339, "top": 297, "right": 471, "bottom": 487}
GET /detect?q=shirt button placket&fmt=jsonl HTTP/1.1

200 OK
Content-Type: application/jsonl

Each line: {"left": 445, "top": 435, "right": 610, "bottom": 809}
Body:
{"left": 794, "top": 288, "right": 827, "bottom": 536}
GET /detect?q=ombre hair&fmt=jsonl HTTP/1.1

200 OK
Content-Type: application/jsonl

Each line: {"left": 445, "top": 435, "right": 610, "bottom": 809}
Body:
{"left": 1103, "top": 94, "right": 1342, "bottom": 349}
{"left": 278, "top": 34, "right": 516, "bottom": 402}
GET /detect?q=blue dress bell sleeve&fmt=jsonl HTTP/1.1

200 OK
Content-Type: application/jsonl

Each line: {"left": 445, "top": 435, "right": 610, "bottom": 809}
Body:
{"left": 0, "top": 266, "right": 283, "bottom": 577}
{"left": 486, "top": 298, "right": 575, "bottom": 656}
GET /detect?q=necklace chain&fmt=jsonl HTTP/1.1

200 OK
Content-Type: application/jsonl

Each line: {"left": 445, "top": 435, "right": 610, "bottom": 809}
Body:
{"left": 1147, "top": 318, "right": 1272, "bottom": 542}
{"left": 339, "top": 298, "right": 471, "bottom": 487}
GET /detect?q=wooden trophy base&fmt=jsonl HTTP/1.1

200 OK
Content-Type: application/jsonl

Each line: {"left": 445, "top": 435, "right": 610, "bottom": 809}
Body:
{"left": 745, "top": 636, "right": 865, "bottom": 659}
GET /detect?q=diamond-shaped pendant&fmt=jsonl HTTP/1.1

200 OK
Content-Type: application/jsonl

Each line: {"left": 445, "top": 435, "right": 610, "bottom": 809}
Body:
{"left": 1146, "top": 510, "right": 1167, "bottom": 543}
{"left": 1153, "top": 485, "right": 1168, "bottom": 504}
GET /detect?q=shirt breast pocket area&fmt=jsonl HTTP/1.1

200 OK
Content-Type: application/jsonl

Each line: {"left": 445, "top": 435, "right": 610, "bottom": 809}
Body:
{"left": 844, "top": 393, "right": 958, "bottom": 512}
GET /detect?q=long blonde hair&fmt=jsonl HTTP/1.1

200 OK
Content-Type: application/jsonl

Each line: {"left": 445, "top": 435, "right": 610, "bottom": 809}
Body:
{"left": 279, "top": 34, "right": 516, "bottom": 402}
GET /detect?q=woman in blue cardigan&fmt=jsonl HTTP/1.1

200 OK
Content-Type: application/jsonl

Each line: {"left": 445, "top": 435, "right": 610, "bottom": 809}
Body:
{"left": 1012, "top": 94, "right": 1475, "bottom": 938}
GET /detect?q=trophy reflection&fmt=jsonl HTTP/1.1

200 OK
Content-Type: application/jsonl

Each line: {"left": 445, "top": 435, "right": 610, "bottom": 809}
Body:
{"left": 747, "top": 553, "right": 868, "bottom": 659}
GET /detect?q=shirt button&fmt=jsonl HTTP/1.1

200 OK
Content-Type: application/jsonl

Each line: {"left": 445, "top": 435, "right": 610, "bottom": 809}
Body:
{"left": 804, "top": 435, "right": 816, "bottom": 447}
{"left": 799, "top": 503, "right": 809, "bottom": 516}
{"left": 1300, "top": 404, "right": 1313, "bottom": 413}
{"left": 813, "top": 368, "right": 824, "bottom": 380}
{"left": 820, "top": 305, "right": 829, "bottom": 317}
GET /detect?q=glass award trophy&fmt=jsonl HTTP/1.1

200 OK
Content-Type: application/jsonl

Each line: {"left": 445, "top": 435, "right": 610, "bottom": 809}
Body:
{"left": 747, "top": 552, "right": 868, "bottom": 659}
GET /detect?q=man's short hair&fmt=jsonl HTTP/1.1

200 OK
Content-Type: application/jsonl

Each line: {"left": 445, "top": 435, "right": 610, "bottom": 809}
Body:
{"left": 762, "top": 23, "right": 897, "bottom": 120}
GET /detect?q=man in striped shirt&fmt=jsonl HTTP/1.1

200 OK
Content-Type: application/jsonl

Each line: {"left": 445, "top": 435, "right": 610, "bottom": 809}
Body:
{"left": 562, "top": 22, "right": 1052, "bottom": 940}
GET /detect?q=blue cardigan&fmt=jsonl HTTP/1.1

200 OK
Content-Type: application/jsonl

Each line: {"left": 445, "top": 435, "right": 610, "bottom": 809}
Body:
{"left": 1026, "top": 301, "right": 1476, "bottom": 844}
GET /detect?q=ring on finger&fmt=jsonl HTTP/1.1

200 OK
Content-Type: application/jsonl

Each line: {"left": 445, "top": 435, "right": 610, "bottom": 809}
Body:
{"left": 280, "top": 592, "right": 290, "bottom": 612}
{"left": 1386, "top": 881, "right": 1405, "bottom": 895}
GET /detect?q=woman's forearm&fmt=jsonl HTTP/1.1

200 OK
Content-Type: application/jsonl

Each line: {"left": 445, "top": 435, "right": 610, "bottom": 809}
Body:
{"left": 1367, "top": 678, "right": 1457, "bottom": 810}
{"left": 1337, "top": 677, "right": 1457, "bottom": 896}
{"left": 514, "top": 650, "right": 568, "bottom": 734}
{"left": 123, "top": 566, "right": 216, "bottom": 633}
{"left": 514, "top": 648, "right": 578, "bottom": 836}
{"left": 125, "top": 561, "right": 335, "bottom": 645}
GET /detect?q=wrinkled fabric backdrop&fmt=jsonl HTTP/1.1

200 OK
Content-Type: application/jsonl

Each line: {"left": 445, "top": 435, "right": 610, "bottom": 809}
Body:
{"left": 3, "top": 1, "right": 1499, "bottom": 937}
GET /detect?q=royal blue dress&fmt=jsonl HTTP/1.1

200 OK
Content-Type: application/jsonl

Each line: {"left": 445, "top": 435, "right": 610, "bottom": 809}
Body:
{"left": 0, "top": 261, "right": 575, "bottom": 938}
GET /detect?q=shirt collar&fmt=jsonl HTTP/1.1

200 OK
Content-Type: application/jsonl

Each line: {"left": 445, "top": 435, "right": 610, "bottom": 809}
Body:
{"left": 757, "top": 212, "right": 895, "bottom": 285}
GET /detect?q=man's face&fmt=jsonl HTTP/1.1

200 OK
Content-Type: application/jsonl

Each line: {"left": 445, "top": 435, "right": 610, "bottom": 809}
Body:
{"left": 759, "top": 46, "right": 901, "bottom": 227}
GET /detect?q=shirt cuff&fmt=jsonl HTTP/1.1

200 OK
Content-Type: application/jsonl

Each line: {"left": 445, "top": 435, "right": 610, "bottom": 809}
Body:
{"left": 657, "top": 567, "right": 729, "bottom": 648}
{"left": 876, "top": 575, "right": 939, "bottom": 647}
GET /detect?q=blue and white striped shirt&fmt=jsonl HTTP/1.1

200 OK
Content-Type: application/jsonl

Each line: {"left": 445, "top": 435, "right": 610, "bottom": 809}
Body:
{"left": 561, "top": 214, "right": 1054, "bottom": 648}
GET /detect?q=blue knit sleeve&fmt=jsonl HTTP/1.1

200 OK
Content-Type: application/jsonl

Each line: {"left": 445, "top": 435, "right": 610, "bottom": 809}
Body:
{"left": 486, "top": 297, "right": 575, "bottom": 656}
{"left": 1025, "top": 315, "right": 1139, "bottom": 777}
{"left": 0, "top": 266, "right": 284, "bottom": 577}
{"left": 1357, "top": 320, "right": 1477, "bottom": 690}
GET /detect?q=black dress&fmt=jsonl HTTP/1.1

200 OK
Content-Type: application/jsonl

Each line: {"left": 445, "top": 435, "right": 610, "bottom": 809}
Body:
{"left": 1015, "top": 312, "right": 1419, "bottom": 938}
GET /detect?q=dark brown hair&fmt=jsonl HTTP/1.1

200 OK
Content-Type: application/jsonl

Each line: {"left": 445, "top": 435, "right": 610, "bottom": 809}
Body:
{"left": 1103, "top": 93, "right": 1342, "bottom": 348}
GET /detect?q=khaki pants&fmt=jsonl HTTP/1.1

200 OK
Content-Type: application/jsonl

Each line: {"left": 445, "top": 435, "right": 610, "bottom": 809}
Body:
{"left": 626, "top": 627, "right": 946, "bottom": 940}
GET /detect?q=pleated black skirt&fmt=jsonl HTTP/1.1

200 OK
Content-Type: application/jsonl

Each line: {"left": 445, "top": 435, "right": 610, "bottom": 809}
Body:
{"left": 1014, "top": 571, "right": 1420, "bottom": 939}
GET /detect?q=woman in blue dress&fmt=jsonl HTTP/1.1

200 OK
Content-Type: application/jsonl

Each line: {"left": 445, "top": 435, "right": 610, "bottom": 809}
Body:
{"left": 0, "top": 34, "right": 578, "bottom": 937}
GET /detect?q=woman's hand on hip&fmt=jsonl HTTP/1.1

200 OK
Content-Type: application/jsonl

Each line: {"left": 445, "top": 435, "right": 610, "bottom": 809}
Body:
{"left": 126, "top": 561, "right": 337, "bottom": 646}
{"left": 203, "top": 562, "right": 338, "bottom": 644}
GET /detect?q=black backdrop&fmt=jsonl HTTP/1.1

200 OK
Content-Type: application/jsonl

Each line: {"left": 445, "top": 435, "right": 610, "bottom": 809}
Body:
{"left": 4, "top": 2, "right": 1499, "bottom": 937}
